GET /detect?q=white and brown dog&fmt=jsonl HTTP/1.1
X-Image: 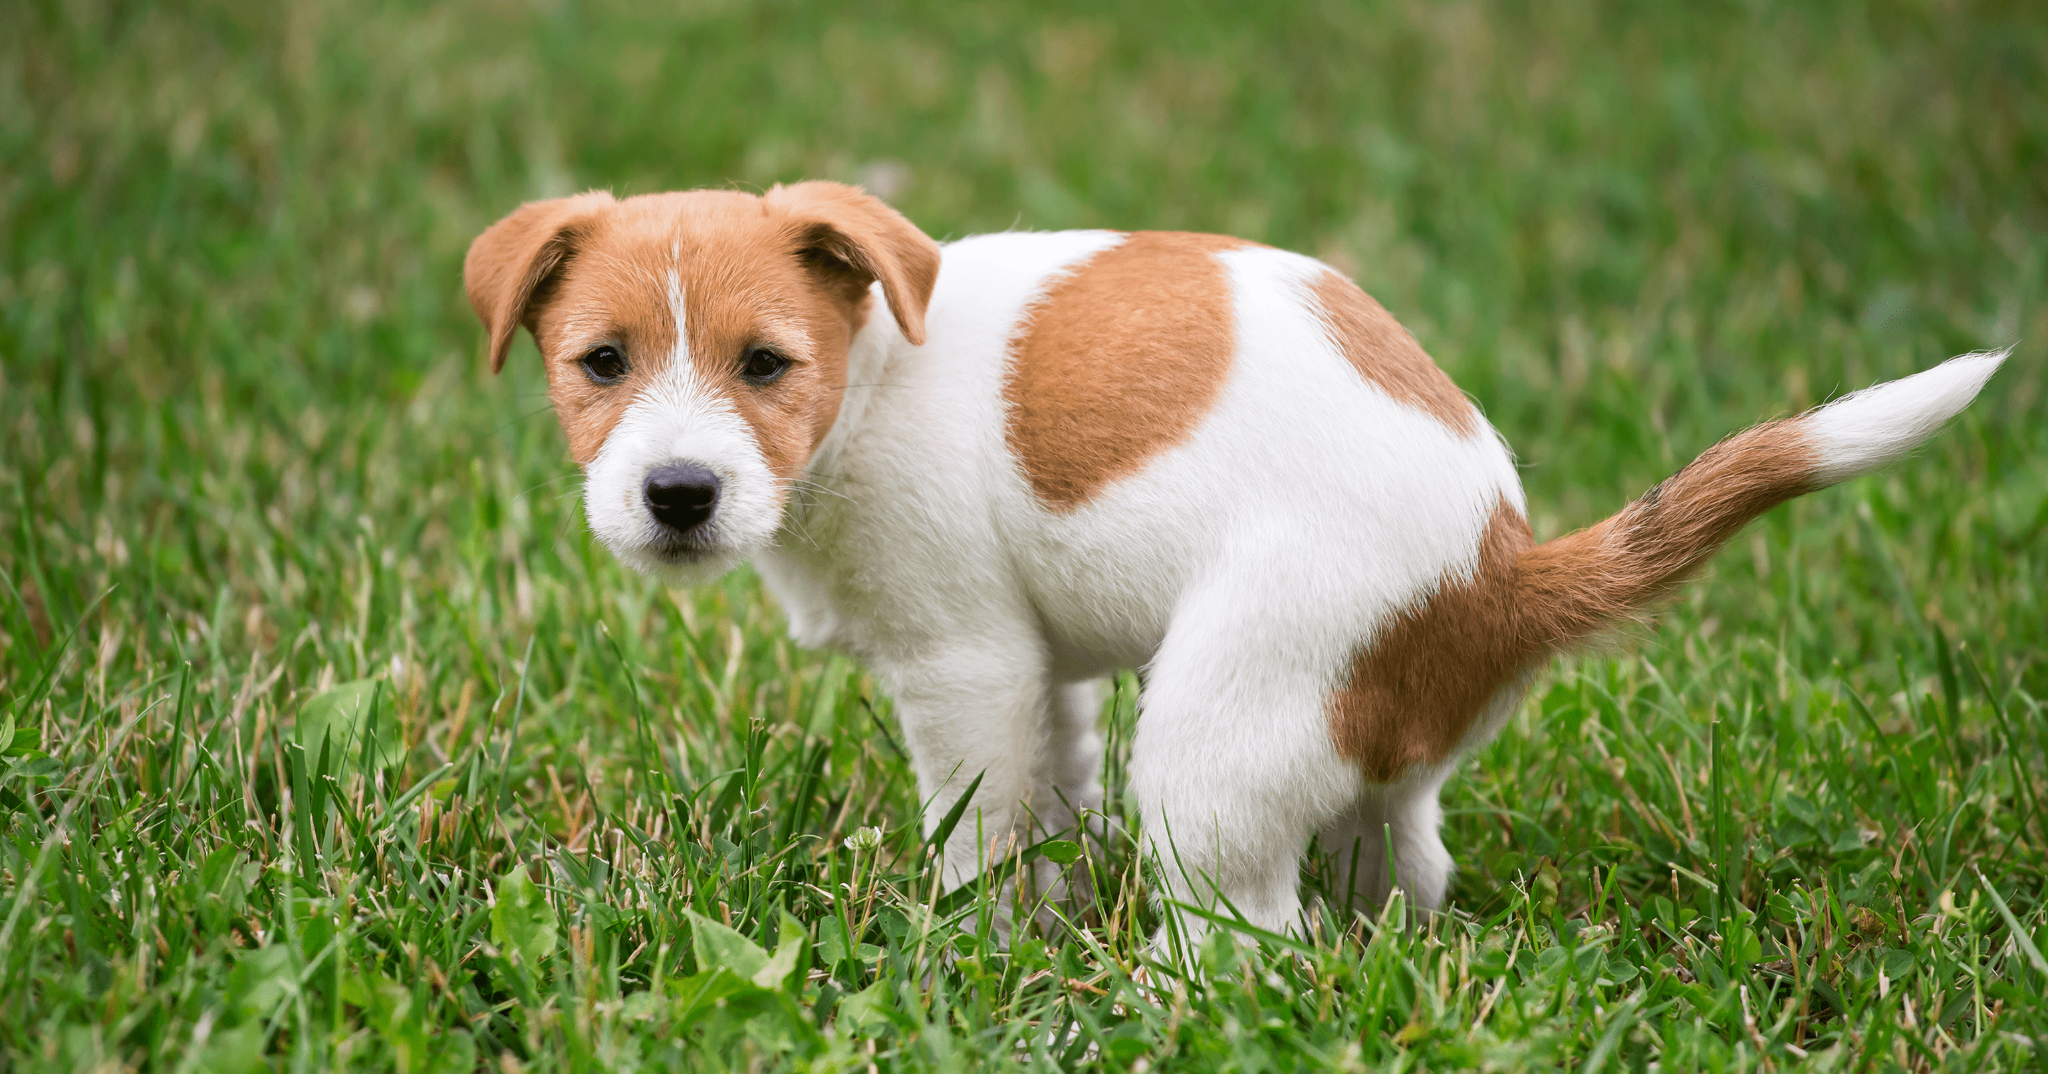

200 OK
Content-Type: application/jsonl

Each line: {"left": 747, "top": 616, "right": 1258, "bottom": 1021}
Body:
{"left": 465, "top": 182, "right": 2003, "bottom": 936}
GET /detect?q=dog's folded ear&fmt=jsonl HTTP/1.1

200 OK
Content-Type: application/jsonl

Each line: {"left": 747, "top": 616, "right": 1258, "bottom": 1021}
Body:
{"left": 464, "top": 191, "right": 618, "bottom": 374}
{"left": 767, "top": 181, "right": 941, "bottom": 346}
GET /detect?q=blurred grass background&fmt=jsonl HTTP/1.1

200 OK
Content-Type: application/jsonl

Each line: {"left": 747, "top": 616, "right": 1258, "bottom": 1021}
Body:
{"left": 3, "top": 0, "right": 2046, "bottom": 1070}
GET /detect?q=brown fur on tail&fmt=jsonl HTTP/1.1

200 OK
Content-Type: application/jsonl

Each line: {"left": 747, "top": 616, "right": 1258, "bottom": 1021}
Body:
{"left": 1515, "top": 417, "right": 1820, "bottom": 650}
{"left": 1330, "top": 418, "right": 1819, "bottom": 782}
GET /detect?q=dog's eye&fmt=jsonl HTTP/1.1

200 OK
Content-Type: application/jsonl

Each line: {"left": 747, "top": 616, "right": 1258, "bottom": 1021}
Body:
{"left": 579, "top": 345, "right": 628, "bottom": 384}
{"left": 740, "top": 347, "right": 791, "bottom": 385}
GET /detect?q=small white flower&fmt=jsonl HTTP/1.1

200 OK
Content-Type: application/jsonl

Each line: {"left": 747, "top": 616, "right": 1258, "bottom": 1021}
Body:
{"left": 844, "top": 826, "right": 883, "bottom": 853}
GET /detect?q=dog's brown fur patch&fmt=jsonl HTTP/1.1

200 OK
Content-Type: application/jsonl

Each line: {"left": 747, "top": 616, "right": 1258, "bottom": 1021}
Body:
{"left": 1331, "top": 419, "right": 1820, "bottom": 782}
{"left": 1308, "top": 270, "right": 1477, "bottom": 437}
{"left": 465, "top": 191, "right": 621, "bottom": 376}
{"left": 1329, "top": 499, "right": 1535, "bottom": 782}
{"left": 1003, "top": 231, "right": 1248, "bottom": 511}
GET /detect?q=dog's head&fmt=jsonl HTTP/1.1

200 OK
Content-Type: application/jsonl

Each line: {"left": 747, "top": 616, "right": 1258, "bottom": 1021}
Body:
{"left": 465, "top": 183, "right": 939, "bottom": 581}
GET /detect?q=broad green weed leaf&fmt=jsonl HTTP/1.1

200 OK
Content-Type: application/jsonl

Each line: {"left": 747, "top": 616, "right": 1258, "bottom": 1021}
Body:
{"left": 754, "top": 943, "right": 796, "bottom": 989}
{"left": 1040, "top": 839, "right": 1082, "bottom": 865}
{"left": 684, "top": 908, "right": 771, "bottom": 983}
{"left": 226, "top": 945, "right": 298, "bottom": 1022}
{"left": 1, "top": 716, "right": 42, "bottom": 756}
{"left": 0, "top": 713, "right": 58, "bottom": 814}
{"left": 818, "top": 916, "right": 850, "bottom": 966}
{"left": 426, "top": 1029, "right": 477, "bottom": 1074}
{"left": 295, "top": 679, "right": 403, "bottom": 774}
{"left": 835, "top": 979, "right": 894, "bottom": 1034}
{"left": 491, "top": 867, "right": 558, "bottom": 967}
{"left": 346, "top": 969, "right": 474, "bottom": 1074}
{"left": 621, "top": 992, "right": 664, "bottom": 1022}
{"left": 1724, "top": 922, "right": 1763, "bottom": 967}
{"left": 668, "top": 968, "right": 768, "bottom": 1029}
{"left": 754, "top": 912, "right": 806, "bottom": 989}
{"left": 196, "top": 847, "right": 251, "bottom": 931}
{"left": 193, "top": 1023, "right": 266, "bottom": 1074}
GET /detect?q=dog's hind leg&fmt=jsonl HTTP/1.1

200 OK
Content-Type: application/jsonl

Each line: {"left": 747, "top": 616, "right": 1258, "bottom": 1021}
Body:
{"left": 1129, "top": 592, "right": 1366, "bottom": 945}
{"left": 1038, "top": 680, "right": 1107, "bottom": 839}
{"left": 1016, "top": 679, "right": 1110, "bottom": 914}
{"left": 1313, "top": 774, "right": 1455, "bottom": 925}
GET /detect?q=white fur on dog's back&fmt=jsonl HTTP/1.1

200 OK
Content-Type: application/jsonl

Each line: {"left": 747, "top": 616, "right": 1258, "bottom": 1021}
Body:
{"left": 1804, "top": 349, "right": 2009, "bottom": 486}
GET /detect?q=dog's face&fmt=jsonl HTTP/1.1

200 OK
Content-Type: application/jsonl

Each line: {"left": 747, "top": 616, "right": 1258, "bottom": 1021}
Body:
{"left": 465, "top": 183, "right": 939, "bottom": 581}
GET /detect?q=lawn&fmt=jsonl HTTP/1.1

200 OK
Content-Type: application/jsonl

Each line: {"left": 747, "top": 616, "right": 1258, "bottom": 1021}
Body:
{"left": 3, "top": 0, "right": 2046, "bottom": 1069}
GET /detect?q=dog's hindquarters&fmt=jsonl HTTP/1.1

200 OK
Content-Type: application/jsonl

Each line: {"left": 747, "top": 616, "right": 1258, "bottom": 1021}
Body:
{"left": 1312, "top": 351, "right": 2007, "bottom": 923}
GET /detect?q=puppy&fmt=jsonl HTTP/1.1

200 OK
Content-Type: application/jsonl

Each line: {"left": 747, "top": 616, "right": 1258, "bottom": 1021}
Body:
{"left": 465, "top": 182, "right": 2003, "bottom": 937}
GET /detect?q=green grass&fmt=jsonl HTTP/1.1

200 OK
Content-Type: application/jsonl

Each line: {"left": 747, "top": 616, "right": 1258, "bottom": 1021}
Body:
{"left": 4, "top": 0, "right": 2047, "bottom": 1069}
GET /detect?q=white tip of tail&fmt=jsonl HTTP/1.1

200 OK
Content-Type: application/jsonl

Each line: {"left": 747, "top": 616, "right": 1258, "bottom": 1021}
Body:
{"left": 1801, "top": 348, "right": 2010, "bottom": 486}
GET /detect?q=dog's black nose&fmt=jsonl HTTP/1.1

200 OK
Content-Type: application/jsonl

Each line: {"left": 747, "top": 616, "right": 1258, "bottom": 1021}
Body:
{"left": 644, "top": 463, "right": 720, "bottom": 535}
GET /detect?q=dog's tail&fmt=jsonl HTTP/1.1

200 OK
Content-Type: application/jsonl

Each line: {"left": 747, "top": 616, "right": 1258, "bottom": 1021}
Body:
{"left": 1514, "top": 349, "right": 2008, "bottom": 649}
